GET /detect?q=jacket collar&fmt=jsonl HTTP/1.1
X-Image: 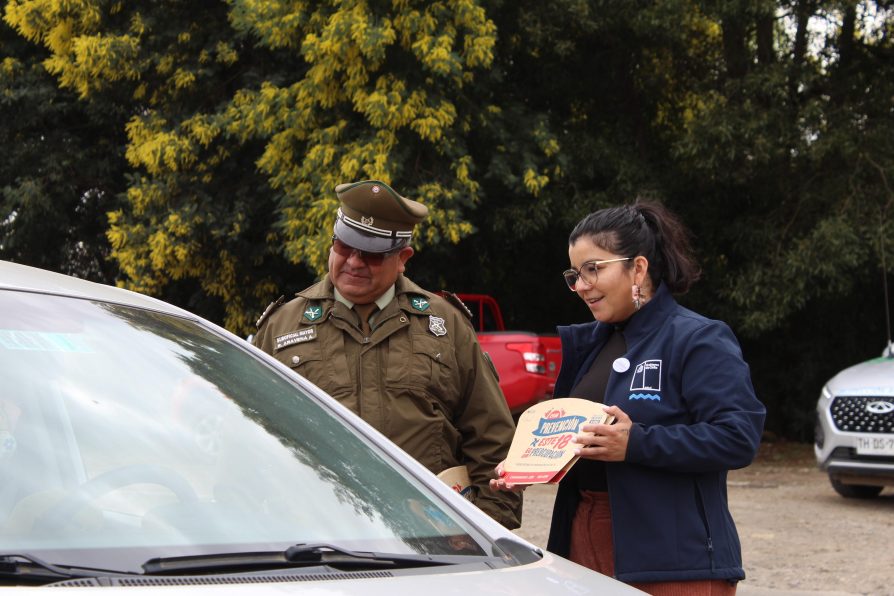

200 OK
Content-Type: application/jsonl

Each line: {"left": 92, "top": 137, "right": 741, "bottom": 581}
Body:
{"left": 555, "top": 283, "right": 677, "bottom": 397}
{"left": 298, "top": 274, "right": 426, "bottom": 303}
{"left": 621, "top": 282, "right": 675, "bottom": 347}
{"left": 560, "top": 283, "right": 676, "bottom": 352}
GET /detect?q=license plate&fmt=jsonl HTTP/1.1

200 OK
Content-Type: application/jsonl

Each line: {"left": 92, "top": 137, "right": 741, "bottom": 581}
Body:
{"left": 854, "top": 435, "right": 894, "bottom": 456}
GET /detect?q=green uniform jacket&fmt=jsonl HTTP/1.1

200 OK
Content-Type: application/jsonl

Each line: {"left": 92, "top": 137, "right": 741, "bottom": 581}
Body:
{"left": 252, "top": 275, "right": 522, "bottom": 529}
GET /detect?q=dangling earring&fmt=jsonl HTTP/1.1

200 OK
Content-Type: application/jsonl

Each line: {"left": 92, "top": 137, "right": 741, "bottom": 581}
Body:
{"left": 632, "top": 284, "right": 642, "bottom": 311}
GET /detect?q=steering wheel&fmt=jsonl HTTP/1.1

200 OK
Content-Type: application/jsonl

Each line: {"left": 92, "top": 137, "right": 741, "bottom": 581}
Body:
{"left": 33, "top": 463, "right": 198, "bottom": 534}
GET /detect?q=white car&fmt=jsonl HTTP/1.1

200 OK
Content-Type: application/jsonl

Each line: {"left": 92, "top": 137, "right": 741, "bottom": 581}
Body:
{"left": 814, "top": 344, "right": 894, "bottom": 498}
{"left": 0, "top": 260, "right": 641, "bottom": 594}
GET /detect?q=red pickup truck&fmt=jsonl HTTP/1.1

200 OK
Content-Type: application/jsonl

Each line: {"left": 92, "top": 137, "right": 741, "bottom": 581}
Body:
{"left": 452, "top": 293, "right": 562, "bottom": 415}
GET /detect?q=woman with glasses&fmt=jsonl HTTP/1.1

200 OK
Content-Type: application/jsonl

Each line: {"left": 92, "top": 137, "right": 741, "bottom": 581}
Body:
{"left": 493, "top": 200, "right": 765, "bottom": 595}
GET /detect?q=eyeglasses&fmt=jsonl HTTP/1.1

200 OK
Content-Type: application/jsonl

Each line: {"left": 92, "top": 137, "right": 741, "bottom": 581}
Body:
{"left": 562, "top": 258, "right": 631, "bottom": 290}
{"left": 331, "top": 237, "right": 401, "bottom": 266}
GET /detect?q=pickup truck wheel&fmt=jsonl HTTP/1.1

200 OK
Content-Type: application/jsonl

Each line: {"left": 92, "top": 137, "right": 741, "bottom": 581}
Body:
{"left": 829, "top": 476, "right": 883, "bottom": 499}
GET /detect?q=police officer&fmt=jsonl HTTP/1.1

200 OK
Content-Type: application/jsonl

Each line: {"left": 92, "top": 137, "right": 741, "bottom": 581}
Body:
{"left": 253, "top": 180, "right": 522, "bottom": 529}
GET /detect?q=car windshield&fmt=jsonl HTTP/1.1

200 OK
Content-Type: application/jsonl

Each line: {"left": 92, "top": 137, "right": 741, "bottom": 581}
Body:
{"left": 0, "top": 289, "right": 494, "bottom": 573}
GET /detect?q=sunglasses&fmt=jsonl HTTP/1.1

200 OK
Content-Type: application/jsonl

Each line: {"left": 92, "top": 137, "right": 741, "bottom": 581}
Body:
{"left": 562, "top": 257, "right": 631, "bottom": 290}
{"left": 331, "top": 237, "right": 402, "bottom": 265}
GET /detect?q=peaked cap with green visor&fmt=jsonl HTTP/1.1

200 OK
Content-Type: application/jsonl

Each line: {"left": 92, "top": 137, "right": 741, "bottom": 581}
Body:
{"left": 333, "top": 180, "right": 429, "bottom": 253}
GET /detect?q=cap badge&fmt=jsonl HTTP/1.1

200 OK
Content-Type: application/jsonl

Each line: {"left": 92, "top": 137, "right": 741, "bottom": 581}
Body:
{"left": 303, "top": 305, "right": 322, "bottom": 321}
{"left": 429, "top": 315, "right": 447, "bottom": 337}
{"left": 411, "top": 297, "right": 430, "bottom": 311}
{"left": 361, "top": 216, "right": 374, "bottom": 226}
{"left": 371, "top": 185, "right": 380, "bottom": 193}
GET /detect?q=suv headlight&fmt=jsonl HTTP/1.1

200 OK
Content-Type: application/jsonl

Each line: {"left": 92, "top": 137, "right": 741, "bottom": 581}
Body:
{"left": 820, "top": 384, "right": 833, "bottom": 401}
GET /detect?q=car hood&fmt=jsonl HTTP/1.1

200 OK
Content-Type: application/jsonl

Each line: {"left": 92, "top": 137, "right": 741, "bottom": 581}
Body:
{"left": 1, "top": 551, "right": 642, "bottom": 595}
{"left": 0, "top": 260, "right": 189, "bottom": 317}
{"left": 827, "top": 357, "right": 894, "bottom": 396}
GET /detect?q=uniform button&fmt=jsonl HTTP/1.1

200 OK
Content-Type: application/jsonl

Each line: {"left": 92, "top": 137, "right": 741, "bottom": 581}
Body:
{"left": 399, "top": 316, "right": 408, "bottom": 323}
{"left": 291, "top": 355, "right": 300, "bottom": 365}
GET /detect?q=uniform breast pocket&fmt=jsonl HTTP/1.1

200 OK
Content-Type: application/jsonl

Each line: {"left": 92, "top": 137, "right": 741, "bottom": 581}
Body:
{"left": 393, "top": 335, "right": 458, "bottom": 398}
{"left": 275, "top": 340, "right": 349, "bottom": 395}
{"left": 276, "top": 340, "right": 323, "bottom": 372}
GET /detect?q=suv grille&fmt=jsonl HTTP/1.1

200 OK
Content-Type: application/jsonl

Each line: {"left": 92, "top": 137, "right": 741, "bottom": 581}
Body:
{"left": 830, "top": 395, "right": 894, "bottom": 433}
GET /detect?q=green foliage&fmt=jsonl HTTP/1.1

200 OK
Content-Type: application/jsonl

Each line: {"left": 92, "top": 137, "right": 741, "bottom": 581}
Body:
{"left": 0, "top": 12, "right": 125, "bottom": 280}
{"left": 4, "top": 0, "right": 560, "bottom": 331}
{"left": 662, "top": 1, "right": 894, "bottom": 341}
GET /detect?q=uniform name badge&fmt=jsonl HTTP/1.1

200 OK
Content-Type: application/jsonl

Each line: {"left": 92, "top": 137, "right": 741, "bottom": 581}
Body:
{"left": 428, "top": 315, "right": 447, "bottom": 336}
{"left": 274, "top": 327, "right": 317, "bottom": 351}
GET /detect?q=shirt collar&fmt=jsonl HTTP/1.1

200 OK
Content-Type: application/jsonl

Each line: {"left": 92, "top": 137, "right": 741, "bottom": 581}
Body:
{"left": 334, "top": 285, "right": 396, "bottom": 311}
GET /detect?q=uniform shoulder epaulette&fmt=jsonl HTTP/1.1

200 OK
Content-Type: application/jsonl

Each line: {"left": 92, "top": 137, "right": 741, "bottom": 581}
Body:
{"left": 440, "top": 290, "right": 473, "bottom": 321}
{"left": 255, "top": 294, "right": 295, "bottom": 329}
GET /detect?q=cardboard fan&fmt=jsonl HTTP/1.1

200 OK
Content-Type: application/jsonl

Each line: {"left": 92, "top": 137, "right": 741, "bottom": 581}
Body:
{"left": 502, "top": 398, "right": 615, "bottom": 484}
{"left": 437, "top": 465, "right": 474, "bottom": 500}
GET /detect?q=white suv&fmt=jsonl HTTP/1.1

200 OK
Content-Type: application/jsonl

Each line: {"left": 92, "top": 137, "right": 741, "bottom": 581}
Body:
{"left": 814, "top": 344, "right": 894, "bottom": 498}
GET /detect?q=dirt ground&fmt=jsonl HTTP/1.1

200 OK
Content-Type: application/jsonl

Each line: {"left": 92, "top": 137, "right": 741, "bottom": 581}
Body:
{"left": 510, "top": 441, "right": 894, "bottom": 596}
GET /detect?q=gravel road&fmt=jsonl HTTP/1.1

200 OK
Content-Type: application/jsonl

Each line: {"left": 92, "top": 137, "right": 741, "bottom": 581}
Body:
{"left": 510, "top": 441, "right": 894, "bottom": 596}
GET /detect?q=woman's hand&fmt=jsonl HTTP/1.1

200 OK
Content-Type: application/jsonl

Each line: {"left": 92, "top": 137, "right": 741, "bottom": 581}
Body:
{"left": 572, "top": 405, "right": 632, "bottom": 462}
{"left": 488, "top": 460, "right": 530, "bottom": 493}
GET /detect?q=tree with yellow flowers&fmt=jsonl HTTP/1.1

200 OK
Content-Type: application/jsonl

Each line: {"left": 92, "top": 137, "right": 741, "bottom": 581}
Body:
{"left": 4, "top": 0, "right": 560, "bottom": 332}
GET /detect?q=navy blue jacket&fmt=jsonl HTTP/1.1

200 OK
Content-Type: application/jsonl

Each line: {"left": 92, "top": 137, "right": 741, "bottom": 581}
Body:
{"left": 546, "top": 284, "right": 766, "bottom": 583}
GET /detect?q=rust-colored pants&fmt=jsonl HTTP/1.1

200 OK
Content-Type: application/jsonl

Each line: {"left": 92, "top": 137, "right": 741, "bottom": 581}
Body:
{"left": 569, "top": 490, "right": 737, "bottom": 596}
{"left": 569, "top": 489, "right": 615, "bottom": 576}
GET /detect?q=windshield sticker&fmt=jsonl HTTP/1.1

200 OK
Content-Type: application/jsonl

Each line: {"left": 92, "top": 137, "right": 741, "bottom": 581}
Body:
{"left": 0, "top": 330, "right": 92, "bottom": 353}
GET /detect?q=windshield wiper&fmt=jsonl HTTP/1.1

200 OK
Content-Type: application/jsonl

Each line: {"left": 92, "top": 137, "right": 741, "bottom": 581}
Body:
{"left": 142, "top": 542, "right": 469, "bottom": 575}
{"left": 0, "top": 554, "right": 134, "bottom": 584}
{"left": 285, "top": 542, "right": 459, "bottom": 568}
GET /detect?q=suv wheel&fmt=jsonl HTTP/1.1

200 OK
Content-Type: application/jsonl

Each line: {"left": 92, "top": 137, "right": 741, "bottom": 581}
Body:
{"left": 829, "top": 476, "right": 883, "bottom": 499}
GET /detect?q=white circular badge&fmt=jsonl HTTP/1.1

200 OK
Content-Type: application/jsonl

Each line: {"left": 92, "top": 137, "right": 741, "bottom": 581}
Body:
{"left": 612, "top": 358, "right": 630, "bottom": 373}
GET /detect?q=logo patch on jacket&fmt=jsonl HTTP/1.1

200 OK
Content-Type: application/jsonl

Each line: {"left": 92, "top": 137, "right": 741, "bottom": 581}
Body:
{"left": 428, "top": 315, "right": 447, "bottom": 336}
{"left": 303, "top": 305, "right": 323, "bottom": 321}
{"left": 411, "top": 296, "right": 430, "bottom": 311}
{"left": 274, "top": 328, "right": 317, "bottom": 351}
{"left": 629, "top": 359, "right": 662, "bottom": 401}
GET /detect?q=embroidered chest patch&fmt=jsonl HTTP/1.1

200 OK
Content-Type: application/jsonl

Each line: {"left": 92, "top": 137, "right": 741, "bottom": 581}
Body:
{"left": 429, "top": 315, "right": 447, "bottom": 336}
{"left": 411, "top": 296, "right": 430, "bottom": 311}
{"left": 628, "top": 359, "right": 662, "bottom": 401}
{"left": 274, "top": 327, "right": 317, "bottom": 351}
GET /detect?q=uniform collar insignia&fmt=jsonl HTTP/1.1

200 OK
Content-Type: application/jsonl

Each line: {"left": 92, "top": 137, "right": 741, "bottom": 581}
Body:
{"left": 411, "top": 296, "right": 430, "bottom": 311}
{"left": 304, "top": 304, "right": 323, "bottom": 321}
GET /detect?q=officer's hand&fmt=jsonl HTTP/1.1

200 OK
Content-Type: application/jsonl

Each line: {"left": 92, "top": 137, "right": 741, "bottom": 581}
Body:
{"left": 488, "top": 460, "right": 529, "bottom": 493}
{"left": 571, "top": 405, "right": 632, "bottom": 462}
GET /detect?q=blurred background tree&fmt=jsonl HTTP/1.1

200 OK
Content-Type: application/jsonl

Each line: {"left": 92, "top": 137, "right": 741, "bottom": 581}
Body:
{"left": 0, "top": 11, "right": 127, "bottom": 282}
{"left": 2, "top": 0, "right": 892, "bottom": 440}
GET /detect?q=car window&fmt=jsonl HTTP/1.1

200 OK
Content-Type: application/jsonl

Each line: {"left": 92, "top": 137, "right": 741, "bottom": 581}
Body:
{"left": 0, "top": 290, "right": 490, "bottom": 572}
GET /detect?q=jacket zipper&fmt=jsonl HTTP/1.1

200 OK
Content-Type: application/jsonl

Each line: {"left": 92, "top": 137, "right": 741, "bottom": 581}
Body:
{"left": 694, "top": 479, "right": 715, "bottom": 571}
